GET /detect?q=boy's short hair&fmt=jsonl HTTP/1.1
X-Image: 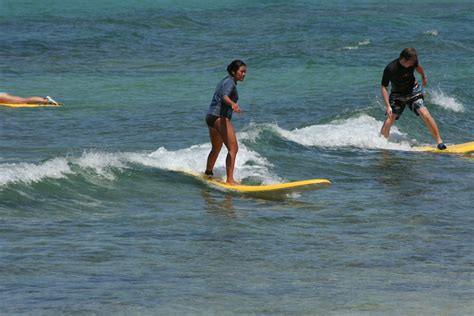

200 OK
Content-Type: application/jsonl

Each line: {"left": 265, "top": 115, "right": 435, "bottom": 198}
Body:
{"left": 400, "top": 48, "right": 418, "bottom": 61}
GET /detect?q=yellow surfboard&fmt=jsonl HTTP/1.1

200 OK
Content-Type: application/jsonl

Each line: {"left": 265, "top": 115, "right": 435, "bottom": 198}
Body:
{"left": 185, "top": 171, "right": 331, "bottom": 195}
{"left": 0, "top": 103, "right": 62, "bottom": 108}
{"left": 413, "top": 141, "right": 474, "bottom": 154}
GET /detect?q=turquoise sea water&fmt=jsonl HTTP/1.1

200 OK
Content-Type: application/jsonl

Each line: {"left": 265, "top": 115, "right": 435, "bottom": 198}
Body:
{"left": 1, "top": 1, "right": 473, "bottom": 314}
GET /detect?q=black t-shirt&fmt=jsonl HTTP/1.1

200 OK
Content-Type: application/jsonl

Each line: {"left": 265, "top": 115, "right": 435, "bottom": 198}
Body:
{"left": 381, "top": 58, "right": 418, "bottom": 95}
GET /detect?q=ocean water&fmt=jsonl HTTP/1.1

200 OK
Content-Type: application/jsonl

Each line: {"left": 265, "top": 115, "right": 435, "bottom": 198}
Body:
{"left": 1, "top": 0, "right": 473, "bottom": 314}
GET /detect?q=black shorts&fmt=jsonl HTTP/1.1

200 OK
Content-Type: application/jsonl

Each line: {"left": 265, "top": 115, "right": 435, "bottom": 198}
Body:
{"left": 390, "top": 98, "right": 425, "bottom": 120}
{"left": 388, "top": 84, "right": 425, "bottom": 120}
{"left": 205, "top": 114, "right": 219, "bottom": 128}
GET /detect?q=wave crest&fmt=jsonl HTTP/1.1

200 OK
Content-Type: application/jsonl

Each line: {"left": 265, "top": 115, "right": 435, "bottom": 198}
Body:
{"left": 0, "top": 143, "right": 280, "bottom": 188}
{"left": 266, "top": 115, "right": 412, "bottom": 151}
{"left": 0, "top": 158, "right": 72, "bottom": 186}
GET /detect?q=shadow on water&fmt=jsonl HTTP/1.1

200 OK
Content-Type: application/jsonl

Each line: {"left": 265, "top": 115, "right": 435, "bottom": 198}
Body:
{"left": 370, "top": 150, "right": 430, "bottom": 200}
{"left": 460, "top": 153, "right": 474, "bottom": 161}
{"left": 200, "top": 188, "right": 330, "bottom": 218}
{"left": 201, "top": 191, "right": 236, "bottom": 217}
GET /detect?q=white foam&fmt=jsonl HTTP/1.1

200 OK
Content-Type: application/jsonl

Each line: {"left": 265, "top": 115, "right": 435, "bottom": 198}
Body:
{"left": 0, "top": 157, "right": 72, "bottom": 186}
{"left": 74, "top": 151, "right": 129, "bottom": 179}
{"left": 1, "top": 114, "right": 428, "bottom": 188}
{"left": 427, "top": 88, "right": 464, "bottom": 112}
{"left": 0, "top": 139, "right": 284, "bottom": 187}
{"left": 342, "top": 39, "right": 370, "bottom": 50}
{"left": 343, "top": 45, "right": 359, "bottom": 50}
{"left": 143, "top": 142, "right": 280, "bottom": 184}
{"left": 272, "top": 115, "right": 413, "bottom": 151}
{"left": 424, "top": 29, "right": 438, "bottom": 36}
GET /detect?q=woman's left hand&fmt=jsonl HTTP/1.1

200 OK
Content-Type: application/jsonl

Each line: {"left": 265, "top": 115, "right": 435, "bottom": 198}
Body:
{"left": 231, "top": 102, "right": 241, "bottom": 113}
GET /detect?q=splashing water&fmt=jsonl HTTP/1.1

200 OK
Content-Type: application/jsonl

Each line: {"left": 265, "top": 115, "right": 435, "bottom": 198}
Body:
{"left": 257, "top": 115, "right": 413, "bottom": 151}
{"left": 428, "top": 88, "right": 464, "bottom": 112}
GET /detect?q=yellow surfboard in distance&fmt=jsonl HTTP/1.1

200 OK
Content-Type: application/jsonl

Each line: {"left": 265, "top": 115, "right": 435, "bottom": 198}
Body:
{"left": 413, "top": 141, "right": 474, "bottom": 154}
{"left": 0, "top": 103, "right": 62, "bottom": 108}
{"left": 184, "top": 170, "right": 331, "bottom": 194}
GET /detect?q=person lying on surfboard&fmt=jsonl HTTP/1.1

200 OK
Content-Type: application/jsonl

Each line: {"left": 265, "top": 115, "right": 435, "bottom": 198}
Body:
{"left": 204, "top": 60, "right": 246, "bottom": 186}
{"left": 0, "top": 92, "right": 61, "bottom": 105}
{"left": 380, "top": 48, "right": 447, "bottom": 150}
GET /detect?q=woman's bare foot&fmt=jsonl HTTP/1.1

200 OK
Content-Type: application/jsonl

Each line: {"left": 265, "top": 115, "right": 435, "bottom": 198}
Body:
{"left": 226, "top": 180, "right": 240, "bottom": 186}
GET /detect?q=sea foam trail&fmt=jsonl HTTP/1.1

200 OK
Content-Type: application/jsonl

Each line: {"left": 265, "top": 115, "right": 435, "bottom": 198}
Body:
{"left": 427, "top": 88, "right": 464, "bottom": 112}
{"left": 259, "top": 115, "right": 413, "bottom": 151}
{"left": 0, "top": 143, "right": 280, "bottom": 187}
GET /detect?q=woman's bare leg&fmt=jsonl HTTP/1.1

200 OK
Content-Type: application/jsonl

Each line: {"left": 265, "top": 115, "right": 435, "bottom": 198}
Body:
{"left": 206, "top": 126, "right": 223, "bottom": 175}
{"left": 213, "top": 118, "right": 239, "bottom": 185}
{"left": 0, "top": 93, "right": 48, "bottom": 104}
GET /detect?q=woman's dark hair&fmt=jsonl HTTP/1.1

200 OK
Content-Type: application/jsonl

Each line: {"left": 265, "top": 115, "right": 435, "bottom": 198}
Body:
{"left": 227, "top": 60, "right": 246, "bottom": 75}
{"left": 400, "top": 48, "right": 417, "bottom": 61}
